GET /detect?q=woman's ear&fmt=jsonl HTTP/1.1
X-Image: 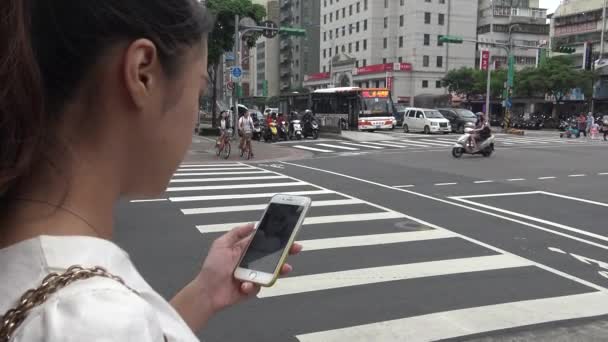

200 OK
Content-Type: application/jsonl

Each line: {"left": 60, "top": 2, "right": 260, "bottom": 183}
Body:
{"left": 122, "top": 39, "right": 161, "bottom": 110}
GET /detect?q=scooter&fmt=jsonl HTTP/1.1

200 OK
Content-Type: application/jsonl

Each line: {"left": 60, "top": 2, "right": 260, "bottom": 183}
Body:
{"left": 303, "top": 119, "right": 320, "bottom": 140}
{"left": 278, "top": 119, "right": 289, "bottom": 141}
{"left": 290, "top": 119, "right": 303, "bottom": 140}
{"left": 452, "top": 128, "right": 495, "bottom": 158}
{"left": 252, "top": 121, "right": 262, "bottom": 141}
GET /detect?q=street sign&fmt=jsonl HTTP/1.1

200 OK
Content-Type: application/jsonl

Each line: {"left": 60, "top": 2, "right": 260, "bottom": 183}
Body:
{"left": 279, "top": 27, "right": 306, "bottom": 37}
{"left": 225, "top": 52, "right": 235, "bottom": 61}
{"left": 439, "top": 35, "right": 463, "bottom": 44}
{"left": 231, "top": 67, "right": 243, "bottom": 79}
{"left": 480, "top": 50, "right": 490, "bottom": 71}
{"left": 262, "top": 20, "right": 278, "bottom": 39}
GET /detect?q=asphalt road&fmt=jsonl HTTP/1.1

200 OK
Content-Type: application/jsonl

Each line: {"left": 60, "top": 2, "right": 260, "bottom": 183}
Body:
{"left": 114, "top": 134, "right": 608, "bottom": 342}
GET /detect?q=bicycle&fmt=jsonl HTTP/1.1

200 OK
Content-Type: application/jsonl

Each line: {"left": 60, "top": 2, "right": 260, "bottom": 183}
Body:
{"left": 215, "top": 129, "right": 232, "bottom": 160}
{"left": 240, "top": 133, "right": 253, "bottom": 160}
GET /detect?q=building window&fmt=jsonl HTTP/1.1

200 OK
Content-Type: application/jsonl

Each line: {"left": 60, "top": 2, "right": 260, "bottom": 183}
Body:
{"left": 438, "top": 13, "right": 445, "bottom": 25}
{"left": 439, "top": 0, "right": 445, "bottom": 3}
{"left": 375, "top": 80, "right": 381, "bottom": 88}
{"left": 357, "top": 22, "right": 360, "bottom": 32}
{"left": 425, "top": 0, "right": 430, "bottom": 2}
{"left": 384, "top": 17, "right": 388, "bottom": 29}
{"left": 323, "top": 49, "right": 326, "bottom": 58}
{"left": 329, "top": 49, "right": 332, "bottom": 56}
{"left": 364, "top": 19, "right": 368, "bottom": 30}
{"left": 363, "top": 39, "right": 367, "bottom": 50}
{"left": 399, "top": 36, "right": 404, "bottom": 47}
{"left": 384, "top": 0, "right": 388, "bottom": 8}
{"left": 436, "top": 55, "right": 443, "bottom": 67}
{"left": 383, "top": 58, "right": 387, "bottom": 63}
{"left": 336, "top": 28, "right": 339, "bottom": 36}
{"left": 336, "top": 10, "right": 339, "bottom": 20}
{"left": 357, "top": 2, "right": 360, "bottom": 12}
{"left": 330, "top": 13, "right": 333, "bottom": 22}
{"left": 329, "top": 31, "right": 333, "bottom": 39}
{"left": 436, "top": 80, "right": 442, "bottom": 88}
{"left": 342, "top": 26, "right": 345, "bottom": 36}
{"left": 422, "top": 80, "right": 429, "bottom": 88}
{"left": 363, "top": 59, "right": 367, "bottom": 66}
{"left": 400, "top": 0, "right": 405, "bottom": 4}
{"left": 356, "top": 41, "right": 360, "bottom": 51}
{"left": 383, "top": 38, "right": 388, "bottom": 49}
{"left": 424, "top": 12, "right": 431, "bottom": 24}
{"left": 342, "top": 8, "right": 345, "bottom": 17}
{"left": 330, "top": 0, "right": 332, "bottom": 4}
{"left": 342, "top": 45, "right": 345, "bottom": 52}
{"left": 349, "top": 4, "right": 353, "bottom": 15}
{"left": 438, "top": 35, "right": 443, "bottom": 46}
{"left": 323, "top": 65, "right": 326, "bottom": 72}
{"left": 324, "top": 32, "right": 327, "bottom": 41}
{"left": 365, "top": 0, "right": 369, "bottom": 10}
{"left": 324, "top": 15, "right": 327, "bottom": 25}
{"left": 349, "top": 24, "right": 353, "bottom": 35}
{"left": 423, "top": 55, "right": 429, "bottom": 67}
{"left": 349, "top": 43, "right": 352, "bottom": 53}
{"left": 424, "top": 34, "right": 430, "bottom": 46}
{"left": 335, "top": 46, "right": 338, "bottom": 54}
{"left": 355, "top": 60, "right": 359, "bottom": 67}
{"left": 400, "top": 15, "right": 404, "bottom": 27}
{"left": 398, "top": 56, "right": 403, "bottom": 62}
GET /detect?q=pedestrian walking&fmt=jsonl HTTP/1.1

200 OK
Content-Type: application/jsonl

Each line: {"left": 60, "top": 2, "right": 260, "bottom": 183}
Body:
{"left": 586, "top": 112, "right": 595, "bottom": 135}
{"left": 0, "top": 1, "right": 299, "bottom": 341}
{"left": 577, "top": 113, "right": 587, "bottom": 138}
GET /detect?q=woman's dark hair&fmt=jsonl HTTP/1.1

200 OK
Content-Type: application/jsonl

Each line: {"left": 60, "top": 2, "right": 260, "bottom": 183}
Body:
{"left": 0, "top": 0, "right": 213, "bottom": 197}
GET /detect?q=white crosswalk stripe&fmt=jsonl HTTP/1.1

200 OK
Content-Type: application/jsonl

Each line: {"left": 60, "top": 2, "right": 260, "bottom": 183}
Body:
{"left": 316, "top": 143, "right": 360, "bottom": 151}
{"left": 132, "top": 161, "right": 608, "bottom": 341}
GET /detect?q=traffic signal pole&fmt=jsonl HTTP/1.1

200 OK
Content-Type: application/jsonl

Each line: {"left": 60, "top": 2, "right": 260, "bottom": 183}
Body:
{"left": 233, "top": 15, "right": 240, "bottom": 137}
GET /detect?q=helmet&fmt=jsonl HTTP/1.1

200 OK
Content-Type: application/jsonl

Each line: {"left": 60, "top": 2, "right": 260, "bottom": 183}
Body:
{"left": 304, "top": 109, "right": 312, "bottom": 115}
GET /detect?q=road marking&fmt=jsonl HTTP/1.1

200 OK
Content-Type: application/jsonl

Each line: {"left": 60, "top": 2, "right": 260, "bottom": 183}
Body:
{"left": 292, "top": 145, "right": 334, "bottom": 153}
{"left": 452, "top": 197, "right": 608, "bottom": 244}
{"left": 196, "top": 212, "right": 406, "bottom": 234}
{"left": 340, "top": 142, "right": 385, "bottom": 149}
{"left": 166, "top": 181, "right": 306, "bottom": 192}
{"left": 173, "top": 171, "right": 270, "bottom": 177}
{"left": 175, "top": 167, "right": 253, "bottom": 172}
{"left": 474, "top": 180, "right": 495, "bottom": 184}
{"left": 316, "top": 143, "right": 360, "bottom": 151}
{"left": 538, "top": 176, "right": 556, "bottom": 180}
{"left": 418, "top": 139, "right": 454, "bottom": 146}
{"left": 169, "top": 175, "right": 287, "bottom": 183}
{"left": 130, "top": 198, "right": 167, "bottom": 203}
{"left": 434, "top": 182, "right": 458, "bottom": 186}
{"left": 259, "top": 254, "right": 533, "bottom": 298}
{"left": 434, "top": 138, "right": 458, "bottom": 143}
{"left": 599, "top": 172, "right": 608, "bottom": 176}
{"left": 538, "top": 191, "right": 608, "bottom": 208}
{"left": 568, "top": 174, "right": 587, "bottom": 177}
{"left": 280, "top": 161, "right": 608, "bottom": 291}
{"left": 358, "top": 141, "right": 409, "bottom": 148}
{"left": 548, "top": 247, "right": 567, "bottom": 254}
{"left": 181, "top": 199, "right": 364, "bottom": 215}
{"left": 507, "top": 178, "right": 526, "bottom": 182}
{"left": 398, "top": 140, "right": 437, "bottom": 147}
{"left": 169, "top": 190, "right": 332, "bottom": 202}
{"left": 179, "top": 163, "right": 243, "bottom": 168}
{"left": 394, "top": 185, "right": 415, "bottom": 188}
{"left": 295, "top": 292, "right": 608, "bottom": 342}
{"left": 378, "top": 141, "right": 417, "bottom": 147}
{"left": 299, "top": 230, "right": 456, "bottom": 252}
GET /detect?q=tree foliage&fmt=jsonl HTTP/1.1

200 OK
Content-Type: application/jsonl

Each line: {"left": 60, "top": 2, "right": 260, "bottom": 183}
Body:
{"left": 515, "top": 56, "right": 595, "bottom": 101}
{"left": 442, "top": 67, "right": 506, "bottom": 100}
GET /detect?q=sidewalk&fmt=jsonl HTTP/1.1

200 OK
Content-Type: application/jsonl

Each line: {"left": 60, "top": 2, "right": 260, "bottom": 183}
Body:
{"left": 183, "top": 135, "right": 311, "bottom": 164}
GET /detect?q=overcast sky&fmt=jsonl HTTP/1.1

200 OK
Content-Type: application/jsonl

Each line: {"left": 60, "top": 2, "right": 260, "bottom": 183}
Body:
{"left": 540, "top": 0, "right": 561, "bottom": 13}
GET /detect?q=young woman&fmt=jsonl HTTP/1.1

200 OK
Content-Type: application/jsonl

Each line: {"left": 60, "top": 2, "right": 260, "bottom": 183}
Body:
{"left": 0, "top": 1, "right": 300, "bottom": 340}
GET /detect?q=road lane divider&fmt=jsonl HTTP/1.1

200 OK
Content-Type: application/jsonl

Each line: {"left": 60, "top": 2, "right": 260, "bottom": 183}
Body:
{"left": 181, "top": 199, "right": 364, "bottom": 215}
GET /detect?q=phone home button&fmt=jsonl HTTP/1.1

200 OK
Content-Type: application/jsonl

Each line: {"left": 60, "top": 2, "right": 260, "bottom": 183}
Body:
{"left": 249, "top": 272, "right": 257, "bottom": 280}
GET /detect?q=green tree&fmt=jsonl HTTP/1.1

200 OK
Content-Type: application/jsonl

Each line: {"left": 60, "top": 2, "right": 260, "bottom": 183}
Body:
{"left": 442, "top": 67, "right": 506, "bottom": 103}
{"left": 516, "top": 56, "right": 596, "bottom": 117}
{"left": 205, "top": 0, "right": 266, "bottom": 127}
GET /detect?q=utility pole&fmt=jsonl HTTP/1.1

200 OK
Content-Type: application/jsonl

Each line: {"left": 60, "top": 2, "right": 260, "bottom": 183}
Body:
{"left": 601, "top": 0, "right": 607, "bottom": 59}
{"left": 233, "top": 14, "right": 240, "bottom": 136}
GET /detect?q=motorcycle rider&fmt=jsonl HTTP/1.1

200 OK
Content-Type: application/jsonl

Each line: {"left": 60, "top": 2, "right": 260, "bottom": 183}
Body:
{"left": 470, "top": 113, "right": 491, "bottom": 150}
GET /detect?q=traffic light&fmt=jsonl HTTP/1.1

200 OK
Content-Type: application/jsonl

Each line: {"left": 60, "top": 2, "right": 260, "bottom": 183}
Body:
{"left": 553, "top": 46, "right": 575, "bottom": 54}
{"left": 439, "top": 35, "right": 464, "bottom": 44}
{"left": 279, "top": 27, "right": 306, "bottom": 37}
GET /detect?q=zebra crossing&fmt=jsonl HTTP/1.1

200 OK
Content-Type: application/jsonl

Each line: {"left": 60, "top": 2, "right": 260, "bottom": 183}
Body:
{"left": 285, "top": 135, "right": 605, "bottom": 155}
{"left": 132, "top": 162, "right": 608, "bottom": 341}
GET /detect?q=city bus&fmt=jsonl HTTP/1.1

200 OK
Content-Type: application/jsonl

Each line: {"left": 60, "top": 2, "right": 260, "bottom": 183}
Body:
{"left": 311, "top": 87, "right": 397, "bottom": 131}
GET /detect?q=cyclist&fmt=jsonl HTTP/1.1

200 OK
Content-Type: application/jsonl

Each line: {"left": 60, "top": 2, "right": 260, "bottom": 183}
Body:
{"left": 216, "top": 111, "right": 230, "bottom": 150}
{"left": 239, "top": 110, "right": 255, "bottom": 157}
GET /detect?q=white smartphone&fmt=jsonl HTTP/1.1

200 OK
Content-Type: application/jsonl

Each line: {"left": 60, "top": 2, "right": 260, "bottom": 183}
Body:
{"left": 234, "top": 194, "right": 311, "bottom": 287}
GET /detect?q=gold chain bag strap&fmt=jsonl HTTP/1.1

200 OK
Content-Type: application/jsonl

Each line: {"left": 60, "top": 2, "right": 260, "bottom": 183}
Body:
{"left": 0, "top": 265, "right": 139, "bottom": 342}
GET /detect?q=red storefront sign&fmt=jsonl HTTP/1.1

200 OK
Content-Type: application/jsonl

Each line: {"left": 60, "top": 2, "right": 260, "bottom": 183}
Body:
{"left": 386, "top": 76, "right": 394, "bottom": 91}
{"left": 354, "top": 63, "right": 412, "bottom": 75}
{"left": 480, "top": 50, "right": 490, "bottom": 71}
{"left": 305, "top": 72, "right": 331, "bottom": 81}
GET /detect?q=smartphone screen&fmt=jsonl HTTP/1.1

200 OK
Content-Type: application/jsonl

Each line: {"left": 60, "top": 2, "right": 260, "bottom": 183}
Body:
{"left": 239, "top": 203, "right": 304, "bottom": 273}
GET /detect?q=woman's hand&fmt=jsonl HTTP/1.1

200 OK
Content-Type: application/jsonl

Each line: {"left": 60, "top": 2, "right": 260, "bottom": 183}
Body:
{"left": 196, "top": 224, "right": 302, "bottom": 313}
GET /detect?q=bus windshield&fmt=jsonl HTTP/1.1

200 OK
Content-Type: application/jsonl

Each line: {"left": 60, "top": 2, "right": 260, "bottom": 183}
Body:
{"left": 361, "top": 97, "right": 392, "bottom": 117}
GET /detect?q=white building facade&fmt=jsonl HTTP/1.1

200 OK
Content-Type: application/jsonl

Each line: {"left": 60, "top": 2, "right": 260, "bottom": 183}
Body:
{"left": 305, "top": 0, "right": 478, "bottom": 105}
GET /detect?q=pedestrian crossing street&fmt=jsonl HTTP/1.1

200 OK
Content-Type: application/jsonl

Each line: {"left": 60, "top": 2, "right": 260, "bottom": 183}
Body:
{"left": 134, "top": 162, "right": 608, "bottom": 341}
{"left": 286, "top": 134, "right": 606, "bottom": 155}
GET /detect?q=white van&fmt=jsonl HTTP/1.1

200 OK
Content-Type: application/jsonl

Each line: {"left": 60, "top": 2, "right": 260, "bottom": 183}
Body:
{"left": 402, "top": 107, "right": 451, "bottom": 134}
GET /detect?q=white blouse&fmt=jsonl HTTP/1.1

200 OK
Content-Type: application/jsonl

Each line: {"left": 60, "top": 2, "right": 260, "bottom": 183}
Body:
{"left": 0, "top": 236, "right": 199, "bottom": 341}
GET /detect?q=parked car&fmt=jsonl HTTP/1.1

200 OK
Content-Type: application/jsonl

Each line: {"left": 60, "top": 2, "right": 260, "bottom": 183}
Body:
{"left": 402, "top": 108, "right": 451, "bottom": 134}
{"left": 437, "top": 108, "right": 477, "bottom": 133}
